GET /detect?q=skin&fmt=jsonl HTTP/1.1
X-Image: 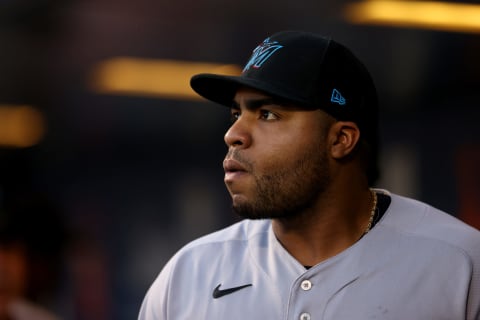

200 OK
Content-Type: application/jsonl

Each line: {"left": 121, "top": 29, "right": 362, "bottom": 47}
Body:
{"left": 223, "top": 87, "right": 375, "bottom": 266}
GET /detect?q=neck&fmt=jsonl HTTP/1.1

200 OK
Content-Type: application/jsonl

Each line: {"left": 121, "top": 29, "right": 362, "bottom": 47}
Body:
{"left": 272, "top": 186, "right": 375, "bottom": 267}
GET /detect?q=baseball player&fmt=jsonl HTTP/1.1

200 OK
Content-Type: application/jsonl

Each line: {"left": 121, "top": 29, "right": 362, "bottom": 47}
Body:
{"left": 139, "top": 31, "right": 480, "bottom": 319}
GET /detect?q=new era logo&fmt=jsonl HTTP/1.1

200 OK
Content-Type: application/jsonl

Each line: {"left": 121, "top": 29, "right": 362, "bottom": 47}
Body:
{"left": 331, "top": 89, "right": 346, "bottom": 105}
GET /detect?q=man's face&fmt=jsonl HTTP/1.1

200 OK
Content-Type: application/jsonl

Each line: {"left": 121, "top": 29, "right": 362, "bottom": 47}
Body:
{"left": 223, "top": 87, "right": 334, "bottom": 219}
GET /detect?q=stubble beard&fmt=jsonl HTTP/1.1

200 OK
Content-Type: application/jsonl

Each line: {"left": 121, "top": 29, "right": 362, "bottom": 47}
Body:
{"left": 231, "top": 147, "right": 331, "bottom": 220}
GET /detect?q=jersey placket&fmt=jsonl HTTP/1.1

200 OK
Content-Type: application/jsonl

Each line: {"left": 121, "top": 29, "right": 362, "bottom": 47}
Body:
{"left": 284, "top": 250, "right": 364, "bottom": 320}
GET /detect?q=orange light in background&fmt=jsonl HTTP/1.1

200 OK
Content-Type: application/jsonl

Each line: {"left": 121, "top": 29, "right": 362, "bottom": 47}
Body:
{"left": 344, "top": 0, "right": 480, "bottom": 34}
{"left": 0, "top": 105, "right": 45, "bottom": 148}
{"left": 90, "top": 58, "right": 242, "bottom": 100}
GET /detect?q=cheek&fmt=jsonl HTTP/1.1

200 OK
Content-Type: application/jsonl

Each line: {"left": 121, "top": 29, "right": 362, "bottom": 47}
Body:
{"left": 275, "top": 124, "right": 323, "bottom": 148}
{"left": 250, "top": 119, "right": 327, "bottom": 171}
{"left": 256, "top": 136, "right": 321, "bottom": 172}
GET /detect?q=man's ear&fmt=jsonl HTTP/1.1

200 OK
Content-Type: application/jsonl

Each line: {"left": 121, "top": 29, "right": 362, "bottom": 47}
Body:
{"left": 329, "top": 121, "right": 361, "bottom": 159}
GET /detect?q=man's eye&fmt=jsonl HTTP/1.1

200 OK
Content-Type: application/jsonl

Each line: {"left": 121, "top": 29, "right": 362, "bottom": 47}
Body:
{"left": 260, "top": 110, "right": 277, "bottom": 120}
{"left": 230, "top": 111, "right": 240, "bottom": 122}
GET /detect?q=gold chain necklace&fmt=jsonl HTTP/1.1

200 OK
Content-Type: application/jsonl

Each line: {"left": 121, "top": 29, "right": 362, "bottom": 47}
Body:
{"left": 364, "top": 189, "right": 378, "bottom": 234}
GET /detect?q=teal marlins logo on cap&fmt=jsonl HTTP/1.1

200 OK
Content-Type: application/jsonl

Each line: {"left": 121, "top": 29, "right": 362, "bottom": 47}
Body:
{"left": 243, "top": 38, "right": 283, "bottom": 72}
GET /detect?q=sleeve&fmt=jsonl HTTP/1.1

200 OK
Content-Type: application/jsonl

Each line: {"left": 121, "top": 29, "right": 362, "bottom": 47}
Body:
{"left": 138, "top": 258, "right": 175, "bottom": 320}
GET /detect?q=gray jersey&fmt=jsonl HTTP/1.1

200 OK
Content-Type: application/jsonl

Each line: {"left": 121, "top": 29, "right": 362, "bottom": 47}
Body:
{"left": 139, "top": 190, "right": 480, "bottom": 319}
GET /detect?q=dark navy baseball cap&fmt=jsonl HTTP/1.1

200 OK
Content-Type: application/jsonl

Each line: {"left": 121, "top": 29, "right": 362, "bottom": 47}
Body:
{"left": 190, "top": 30, "right": 379, "bottom": 184}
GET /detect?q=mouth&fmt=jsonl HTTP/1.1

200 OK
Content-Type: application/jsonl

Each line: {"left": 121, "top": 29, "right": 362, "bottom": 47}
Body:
{"left": 223, "top": 158, "right": 247, "bottom": 173}
{"left": 223, "top": 158, "right": 249, "bottom": 182}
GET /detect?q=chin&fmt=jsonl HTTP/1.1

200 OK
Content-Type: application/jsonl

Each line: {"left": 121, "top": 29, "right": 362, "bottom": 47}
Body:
{"left": 232, "top": 202, "right": 290, "bottom": 220}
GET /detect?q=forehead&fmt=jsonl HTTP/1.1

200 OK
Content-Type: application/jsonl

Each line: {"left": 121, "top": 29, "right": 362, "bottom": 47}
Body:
{"left": 233, "top": 87, "right": 275, "bottom": 102}
{"left": 232, "top": 87, "right": 299, "bottom": 111}
{"left": 232, "top": 87, "right": 333, "bottom": 118}
{"left": 232, "top": 87, "right": 336, "bottom": 129}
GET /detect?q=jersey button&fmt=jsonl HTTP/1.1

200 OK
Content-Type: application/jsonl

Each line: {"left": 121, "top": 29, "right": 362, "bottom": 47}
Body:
{"left": 301, "top": 280, "right": 312, "bottom": 291}
{"left": 300, "top": 312, "right": 311, "bottom": 320}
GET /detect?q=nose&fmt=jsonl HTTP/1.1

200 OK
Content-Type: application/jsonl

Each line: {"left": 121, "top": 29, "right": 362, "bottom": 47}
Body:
{"left": 224, "top": 116, "right": 252, "bottom": 149}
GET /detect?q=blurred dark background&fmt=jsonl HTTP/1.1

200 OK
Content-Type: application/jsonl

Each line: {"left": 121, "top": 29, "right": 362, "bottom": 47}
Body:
{"left": 0, "top": 0, "right": 479, "bottom": 319}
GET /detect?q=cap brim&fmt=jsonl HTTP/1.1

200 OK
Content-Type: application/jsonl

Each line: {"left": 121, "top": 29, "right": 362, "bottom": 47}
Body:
{"left": 190, "top": 73, "right": 310, "bottom": 108}
{"left": 190, "top": 74, "right": 242, "bottom": 107}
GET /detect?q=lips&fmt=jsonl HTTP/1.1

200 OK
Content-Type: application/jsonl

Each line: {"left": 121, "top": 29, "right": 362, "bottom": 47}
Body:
{"left": 223, "top": 158, "right": 249, "bottom": 182}
{"left": 223, "top": 158, "right": 247, "bottom": 173}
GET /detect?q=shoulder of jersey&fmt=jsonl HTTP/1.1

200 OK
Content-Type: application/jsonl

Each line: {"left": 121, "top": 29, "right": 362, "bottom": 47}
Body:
{"left": 386, "top": 193, "right": 480, "bottom": 258}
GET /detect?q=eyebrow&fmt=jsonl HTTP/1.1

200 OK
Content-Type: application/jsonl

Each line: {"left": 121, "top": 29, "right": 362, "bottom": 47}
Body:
{"left": 231, "top": 98, "right": 289, "bottom": 110}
